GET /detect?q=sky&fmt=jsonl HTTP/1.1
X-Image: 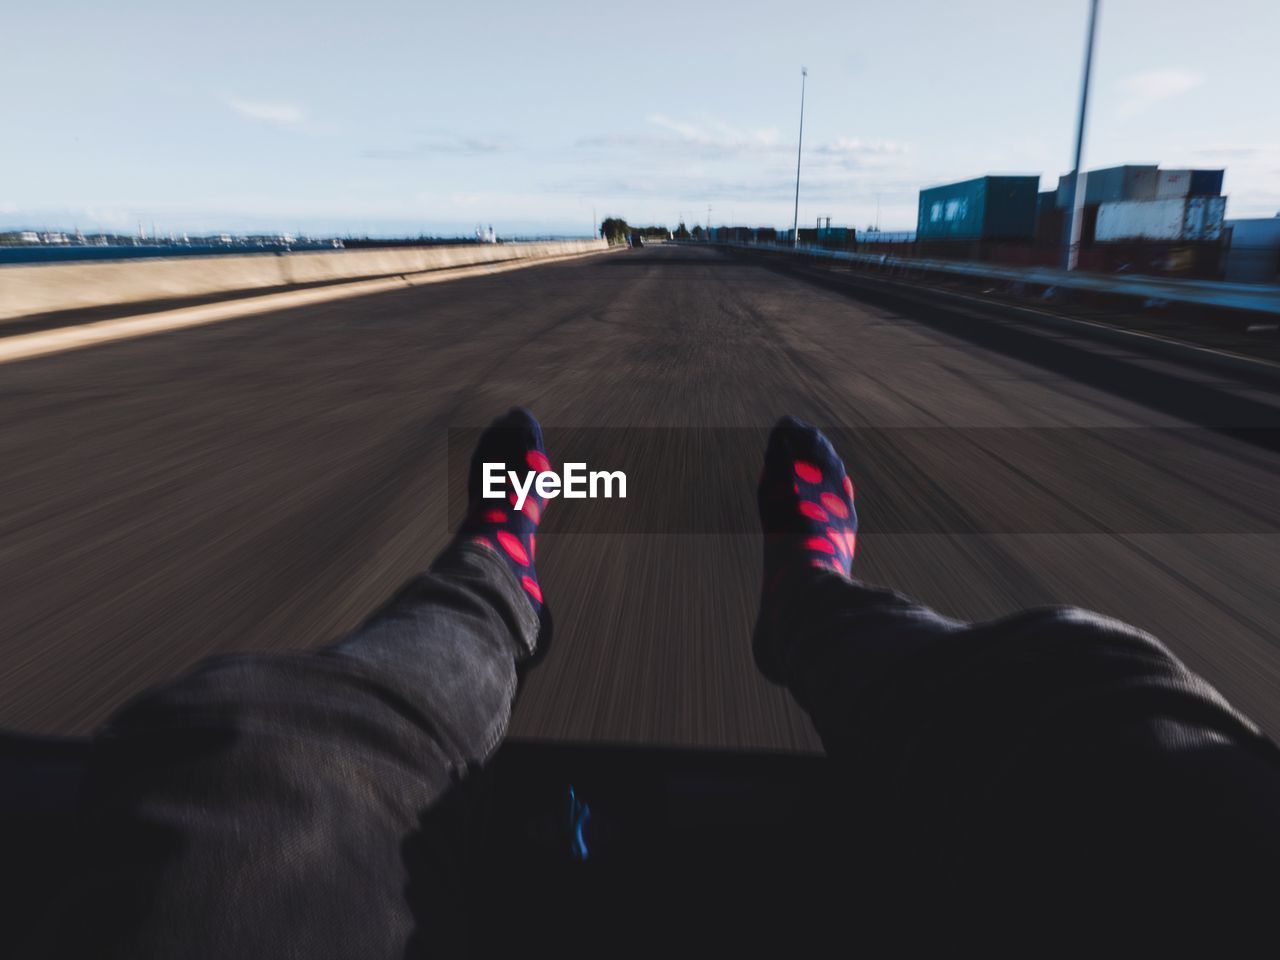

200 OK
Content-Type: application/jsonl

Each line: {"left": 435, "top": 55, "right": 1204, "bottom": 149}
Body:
{"left": 3, "top": 0, "right": 1277, "bottom": 237}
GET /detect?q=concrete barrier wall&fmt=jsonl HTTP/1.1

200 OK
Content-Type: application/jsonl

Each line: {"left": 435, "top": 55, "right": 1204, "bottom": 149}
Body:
{"left": 0, "top": 239, "right": 609, "bottom": 322}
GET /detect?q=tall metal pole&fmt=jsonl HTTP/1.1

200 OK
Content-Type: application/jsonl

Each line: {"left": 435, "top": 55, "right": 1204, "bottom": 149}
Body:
{"left": 1064, "top": 0, "right": 1100, "bottom": 271}
{"left": 792, "top": 67, "right": 807, "bottom": 248}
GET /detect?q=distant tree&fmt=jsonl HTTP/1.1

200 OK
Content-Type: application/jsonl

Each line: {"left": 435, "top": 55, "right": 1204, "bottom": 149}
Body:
{"left": 600, "top": 217, "right": 631, "bottom": 245}
{"left": 691, "top": 225, "right": 704, "bottom": 240}
{"left": 674, "top": 222, "right": 690, "bottom": 240}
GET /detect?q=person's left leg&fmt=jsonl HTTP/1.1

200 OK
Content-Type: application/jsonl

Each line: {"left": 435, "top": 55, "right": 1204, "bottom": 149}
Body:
{"left": 27, "top": 409, "right": 552, "bottom": 960}
{"left": 751, "top": 416, "right": 1280, "bottom": 905}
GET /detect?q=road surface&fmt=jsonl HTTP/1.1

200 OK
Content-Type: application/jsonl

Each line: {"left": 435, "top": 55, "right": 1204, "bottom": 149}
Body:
{"left": 1, "top": 244, "right": 1277, "bottom": 750}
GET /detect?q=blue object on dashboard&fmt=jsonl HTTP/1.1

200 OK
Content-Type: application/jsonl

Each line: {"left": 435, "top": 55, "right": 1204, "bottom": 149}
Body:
{"left": 567, "top": 786, "right": 591, "bottom": 862}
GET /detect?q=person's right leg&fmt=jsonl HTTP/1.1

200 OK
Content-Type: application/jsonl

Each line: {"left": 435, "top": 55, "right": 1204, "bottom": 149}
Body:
{"left": 26, "top": 408, "right": 552, "bottom": 959}
{"left": 753, "top": 416, "right": 1280, "bottom": 899}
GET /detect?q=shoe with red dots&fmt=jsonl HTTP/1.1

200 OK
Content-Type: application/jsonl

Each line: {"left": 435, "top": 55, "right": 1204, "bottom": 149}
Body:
{"left": 454, "top": 407, "right": 550, "bottom": 627}
{"left": 758, "top": 415, "right": 858, "bottom": 592}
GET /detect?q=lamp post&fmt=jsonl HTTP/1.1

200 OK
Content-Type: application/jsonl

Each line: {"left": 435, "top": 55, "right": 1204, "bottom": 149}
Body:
{"left": 792, "top": 67, "right": 807, "bottom": 248}
{"left": 1064, "top": 0, "right": 1100, "bottom": 271}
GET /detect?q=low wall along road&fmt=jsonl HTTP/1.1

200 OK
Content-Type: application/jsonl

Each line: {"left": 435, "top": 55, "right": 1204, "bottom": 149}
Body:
{"left": 0, "top": 239, "right": 610, "bottom": 323}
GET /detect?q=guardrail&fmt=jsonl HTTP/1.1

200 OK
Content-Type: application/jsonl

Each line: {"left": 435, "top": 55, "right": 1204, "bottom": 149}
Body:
{"left": 723, "top": 241, "right": 1280, "bottom": 317}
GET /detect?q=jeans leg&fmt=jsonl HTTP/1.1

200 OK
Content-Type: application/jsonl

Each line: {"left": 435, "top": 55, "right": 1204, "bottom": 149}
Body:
{"left": 758, "top": 568, "right": 1280, "bottom": 892}
{"left": 31, "top": 544, "right": 536, "bottom": 960}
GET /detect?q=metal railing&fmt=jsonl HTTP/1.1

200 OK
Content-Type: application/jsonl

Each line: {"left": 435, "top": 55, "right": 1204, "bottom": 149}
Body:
{"left": 723, "top": 241, "right": 1280, "bottom": 317}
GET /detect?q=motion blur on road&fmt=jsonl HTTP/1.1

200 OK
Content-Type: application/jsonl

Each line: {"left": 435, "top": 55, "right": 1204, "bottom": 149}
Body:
{"left": 1, "top": 243, "right": 1278, "bottom": 749}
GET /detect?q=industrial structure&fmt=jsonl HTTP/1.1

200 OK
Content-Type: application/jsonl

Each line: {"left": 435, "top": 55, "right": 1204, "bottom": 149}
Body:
{"left": 699, "top": 158, "right": 1277, "bottom": 285}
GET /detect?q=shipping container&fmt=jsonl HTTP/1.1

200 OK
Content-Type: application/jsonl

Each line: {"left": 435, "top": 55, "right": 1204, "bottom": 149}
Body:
{"left": 1154, "top": 168, "right": 1225, "bottom": 199}
{"left": 1077, "top": 241, "right": 1225, "bottom": 279}
{"left": 814, "top": 225, "right": 855, "bottom": 250}
{"left": 917, "top": 176, "right": 1039, "bottom": 241}
{"left": 1057, "top": 164, "right": 1158, "bottom": 208}
{"left": 1224, "top": 217, "right": 1280, "bottom": 282}
{"left": 1036, "top": 204, "right": 1098, "bottom": 247}
{"left": 1095, "top": 197, "right": 1226, "bottom": 242}
{"left": 1035, "top": 206, "right": 1064, "bottom": 247}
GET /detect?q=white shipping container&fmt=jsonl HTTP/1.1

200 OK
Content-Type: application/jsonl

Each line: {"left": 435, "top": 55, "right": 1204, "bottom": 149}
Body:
{"left": 1095, "top": 197, "right": 1226, "bottom": 243}
{"left": 1156, "top": 169, "right": 1193, "bottom": 199}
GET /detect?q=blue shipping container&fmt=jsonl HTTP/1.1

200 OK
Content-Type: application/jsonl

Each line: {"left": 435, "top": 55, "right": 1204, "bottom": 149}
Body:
{"left": 917, "top": 176, "right": 1039, "bottom": 241}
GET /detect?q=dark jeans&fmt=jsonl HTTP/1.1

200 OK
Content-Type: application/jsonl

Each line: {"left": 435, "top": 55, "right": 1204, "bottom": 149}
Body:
{"left": 25, "top": 547, "right": 1280, "bottom": 955}
{"left": 758, "top": 567, "right": 1280, "bottom": 902}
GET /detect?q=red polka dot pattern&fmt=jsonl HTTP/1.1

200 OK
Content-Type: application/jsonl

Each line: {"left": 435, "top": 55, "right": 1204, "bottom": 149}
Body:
{"left": 496, "top": 530, "right": 529, "bottom": 566}
{"left": 795, "top": 461, "right": 822, "bottom": 484}
{"left": 820, "top": 491, "right": 849, "bottom": 519}
{"left": 805, "top": 536, "right": 835, "bottom": 555}
{"left": 508, "top": 492, "right": 543, "bottom": 524}
{"left": 759, "top": 420, "right": 858, "bottom": 593}
{"left": 798, "top": 501, "right": 828, "bottom": 522}
{"left": 777, "top": 439, "right": 858, "bottom": 580}
{"left": 457, "top": 409, "right": 548, "bottom": 613}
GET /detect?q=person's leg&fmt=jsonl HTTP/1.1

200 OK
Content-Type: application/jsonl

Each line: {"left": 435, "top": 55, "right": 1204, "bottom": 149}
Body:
{"left": 753, "top": 416, "right": 1280, "bottom": 897}
{"left": 29, "top": 409, "right": 552, "bottom": 960}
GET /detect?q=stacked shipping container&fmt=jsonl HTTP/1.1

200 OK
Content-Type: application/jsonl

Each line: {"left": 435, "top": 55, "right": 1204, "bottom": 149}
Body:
{"left": 1155, "top": 169, "right": 1225, "bottom": 200}
{"left": 1044, "top": 164, "right": 1227, "bottom": 276}
{"left": 916, "top": 176, "right": 1039, "bottom": 241}
{"left": 910, "top": 164, "right": 1231, "bottom": 277}
{"left": 1056, "top": 165, "right": 1158, "bottom": 208}
{"left": 1095, "top": 197, "right": 1227, "bottom": 242}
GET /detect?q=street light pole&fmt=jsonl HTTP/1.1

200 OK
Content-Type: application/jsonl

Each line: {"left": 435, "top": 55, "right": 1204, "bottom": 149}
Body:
{"left": 792, "top": 67, "right": 807, "bottom": 248}
{"left": 1064, "top": 0, "right": 1100, "bottom": 271}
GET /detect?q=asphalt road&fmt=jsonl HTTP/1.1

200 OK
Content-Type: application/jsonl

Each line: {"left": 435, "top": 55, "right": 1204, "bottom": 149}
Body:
{"left": 1, "top": 244, "right": 1277, "bottom": 751}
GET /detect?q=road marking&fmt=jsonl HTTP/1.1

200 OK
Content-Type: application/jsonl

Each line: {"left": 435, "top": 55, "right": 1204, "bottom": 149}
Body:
{"left": 0, "top": 246, "right": 617, "bottom": 366}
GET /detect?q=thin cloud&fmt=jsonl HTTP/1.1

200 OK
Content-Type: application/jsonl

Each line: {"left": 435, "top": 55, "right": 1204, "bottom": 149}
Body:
{"left": 546, "top": 168, "right": 915, "bottom": 206}
{"left": 1117, "top": 69, "right": 1203, "bottom": 118}
{"left": 815, "top": 138, "right": 908, "bottom": 156}
{"left": 363, "top": 137, "right": 507, "bottom": 159}
{"left": 578, "top": 119, "right": 906, "bottom": 167}
{"left": 644, "top": 114, "right": 782, "bottom": 154}
{"left": 1191, "top": 144, "right": 1260, "bottom": 160}
{"left": 226, "top": 97, "right": 307, "bottom": 127}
